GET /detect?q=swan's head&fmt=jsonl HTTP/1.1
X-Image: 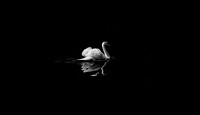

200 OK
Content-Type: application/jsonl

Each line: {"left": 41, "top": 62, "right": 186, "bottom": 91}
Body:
{"left": 103, "top": 41, "right": 110, "bottom": 46}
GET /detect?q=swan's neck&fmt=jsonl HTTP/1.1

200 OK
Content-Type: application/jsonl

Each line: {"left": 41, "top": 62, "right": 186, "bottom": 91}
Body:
{"left": 102, "top": 42, "right": 110, "bottom": 59}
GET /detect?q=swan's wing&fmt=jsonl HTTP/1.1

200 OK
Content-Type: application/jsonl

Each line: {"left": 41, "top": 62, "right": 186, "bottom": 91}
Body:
{"left": 87, "top": 49, "right": 105, "bottom": 59}
{"left": 82, "top": 47, "right": 92, "bottom": 57}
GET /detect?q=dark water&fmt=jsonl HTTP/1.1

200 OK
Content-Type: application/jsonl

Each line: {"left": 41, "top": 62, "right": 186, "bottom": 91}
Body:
{"left": 11, "top": 6, "right": 178, "bottom": 111}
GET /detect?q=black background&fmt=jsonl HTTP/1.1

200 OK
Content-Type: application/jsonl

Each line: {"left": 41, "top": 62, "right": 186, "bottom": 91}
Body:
{"left": 11, "top": 3, "right": 179, "bottom": 111}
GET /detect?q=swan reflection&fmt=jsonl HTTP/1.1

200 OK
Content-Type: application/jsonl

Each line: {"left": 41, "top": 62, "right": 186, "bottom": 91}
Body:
{"left": 80, "top": 60, "right": 110, "bottom": 76}
{"left": 64, "top": 57, "right": 111, "bottom": 76}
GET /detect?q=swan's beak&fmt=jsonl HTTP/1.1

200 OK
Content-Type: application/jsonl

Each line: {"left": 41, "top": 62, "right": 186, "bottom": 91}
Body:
{"left": 107, "top": 43, "right": 110, "bottom": 46}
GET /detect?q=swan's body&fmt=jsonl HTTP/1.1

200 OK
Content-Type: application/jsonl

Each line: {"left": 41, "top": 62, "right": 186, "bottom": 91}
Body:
{"left": 78, "top": 41, "right": 110, "bottom": 61}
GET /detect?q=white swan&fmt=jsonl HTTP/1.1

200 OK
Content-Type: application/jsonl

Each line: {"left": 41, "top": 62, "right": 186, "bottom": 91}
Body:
{"left": 78, "top": 41, "right": 110, "bottom": 61}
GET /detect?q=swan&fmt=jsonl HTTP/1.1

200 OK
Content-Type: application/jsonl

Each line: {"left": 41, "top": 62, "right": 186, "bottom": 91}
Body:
{"left": 78, "top": 41, "right": 110, "bottom": 61}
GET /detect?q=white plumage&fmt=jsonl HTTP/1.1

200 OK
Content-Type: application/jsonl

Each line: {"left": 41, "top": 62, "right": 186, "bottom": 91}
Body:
{"left": 78, "top": 41, "right": 110, "bottom": 61}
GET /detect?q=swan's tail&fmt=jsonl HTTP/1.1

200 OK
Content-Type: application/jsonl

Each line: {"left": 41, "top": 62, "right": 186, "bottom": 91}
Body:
{"left": 77, "top": 57, "right": 93, "bottom": 61}
{"left": 54, "top": 56, "right": 106, "bottom": 64}
{"left": 64, "top": 57, "right": 93, "bottom": 64}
